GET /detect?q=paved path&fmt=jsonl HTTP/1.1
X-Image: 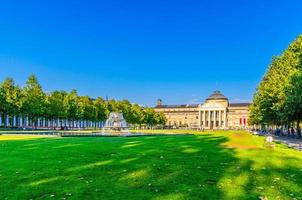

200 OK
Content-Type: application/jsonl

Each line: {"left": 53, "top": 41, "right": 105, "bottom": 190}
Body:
{"left": 273, "top": 135, "right": 302, "bottom": 151}
{"left": 251, "top": 131, "right": 302, "bottom": 151}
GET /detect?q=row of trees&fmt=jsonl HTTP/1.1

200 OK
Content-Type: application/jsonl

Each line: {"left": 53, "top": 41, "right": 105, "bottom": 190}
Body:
{"left": 0, "top": 75, "right": 166, "bottom": 127}
{"left": 249, "top": 35, "right": 302, "bottom": 134}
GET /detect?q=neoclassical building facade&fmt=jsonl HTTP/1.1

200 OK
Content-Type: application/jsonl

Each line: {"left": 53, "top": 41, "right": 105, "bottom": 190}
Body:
{"left": 154, "top": 91, "right": 250, "bottom": 129}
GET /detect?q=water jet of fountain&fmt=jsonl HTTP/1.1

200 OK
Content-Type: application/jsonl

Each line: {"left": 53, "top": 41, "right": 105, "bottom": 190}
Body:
{"left": 102, "top": 112, "right": 130, "bottom": 136}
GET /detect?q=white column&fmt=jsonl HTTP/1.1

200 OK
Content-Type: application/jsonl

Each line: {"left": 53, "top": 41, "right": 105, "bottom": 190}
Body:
{"left": 37, "top": 118, "right": 41, "bottom": 127}
{"left": 21, "top": 117, "right": 23, "bottom": 127}
{"left": 198, "top": 110, "right": 201, "bottom": 128}
{"left": 202, "top": 110, "right": 205, "bottom": 128}
{"left": 213, "top": 110, "right": 216, "bottom": 128}
{"left": 208, "top": 110, "right": 210, "bottom": 128}
{"left": 26, "top": 116, "right": 29, "bottom": 126}
{"left": 218, "top": 110, "right": 221, "bottom": 127}
{"left": 13, "top": 116, "right": 16, "bottom": 127}
{"left": 6, "top": 115, "right": 9, "bottom": 127}
{"left": 224, "top": 108, "right": 227, "bottom": 128}
{"left": 201, "top": 111, "right": 204, "bottom": 128}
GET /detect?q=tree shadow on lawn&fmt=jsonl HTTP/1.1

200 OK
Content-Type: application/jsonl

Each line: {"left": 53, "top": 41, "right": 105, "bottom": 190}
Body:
{"left": 217, "top": 143, "right": 302, "bottom": 200}
{"left": 240, "top": 160, "right": 302, "bottom": 200}
{"left": 0, "top": 134, "right": 302, "bottom": 199}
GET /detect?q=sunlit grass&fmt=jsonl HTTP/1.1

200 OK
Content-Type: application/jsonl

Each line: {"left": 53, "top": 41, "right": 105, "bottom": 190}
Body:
{"left": 0, "top": 130, "right": 302, "bottom": 200}
{"left": 0, "top": 135, "right": 48, "bottom": 141}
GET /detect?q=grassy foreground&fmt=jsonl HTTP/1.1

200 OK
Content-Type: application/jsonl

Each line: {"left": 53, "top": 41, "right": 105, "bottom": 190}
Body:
{"left": 0, "top": 131, "right": 302, "bottom": 200}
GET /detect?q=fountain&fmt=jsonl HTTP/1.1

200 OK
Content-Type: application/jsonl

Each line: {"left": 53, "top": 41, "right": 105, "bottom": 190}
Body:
{"left": 102, "top": 112, "right": 130, "bottom": 135}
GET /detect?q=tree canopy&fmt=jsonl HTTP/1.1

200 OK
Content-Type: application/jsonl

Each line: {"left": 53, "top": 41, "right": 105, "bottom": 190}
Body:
{"left": 0, "top": 75, "right": 166, "bottom": 126}
{"left": 250, "top": 35, "right": 302, "bottom": 129}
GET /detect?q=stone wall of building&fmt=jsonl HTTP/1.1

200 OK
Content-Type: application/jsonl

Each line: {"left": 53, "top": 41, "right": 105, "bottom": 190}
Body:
{"left": 154, "top": 91, "right": 250, "bottom": 129}
{"left": 227, "top": 104, "right": 250, "bottom": 129}
{"left": 154, "top": 107, "right": 199, "bottom": 127}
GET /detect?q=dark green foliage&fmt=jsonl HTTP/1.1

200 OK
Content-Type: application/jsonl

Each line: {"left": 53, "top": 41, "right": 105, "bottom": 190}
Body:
{"left": 21, "top": 75, "right": 46, "bottom": 120}
{"left": 46, "top": 90, "right": 67, "bottom": 120}
{"left": 0, "top": 75, "right": 166, "bottom": 125}
{"left": 250, "top": 35, "right": 302, "bottom": 127}
{"left": 0, "top": 77, "right": 22, "bottom": 115}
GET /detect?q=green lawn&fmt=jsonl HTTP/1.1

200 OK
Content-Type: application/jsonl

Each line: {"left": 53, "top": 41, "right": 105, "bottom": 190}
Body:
{"left": 0, "top": 131, "right": 302, "bottom": 200}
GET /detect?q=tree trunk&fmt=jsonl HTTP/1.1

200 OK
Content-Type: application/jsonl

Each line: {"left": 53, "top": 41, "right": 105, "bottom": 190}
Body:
{"left": 297, "top": 115, "right": 301, "bottom": 138}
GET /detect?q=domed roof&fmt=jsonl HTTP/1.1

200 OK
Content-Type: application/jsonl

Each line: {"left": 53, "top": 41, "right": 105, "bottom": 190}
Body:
{"left": 206, "top": 91, "right": 228, "bottom": 101}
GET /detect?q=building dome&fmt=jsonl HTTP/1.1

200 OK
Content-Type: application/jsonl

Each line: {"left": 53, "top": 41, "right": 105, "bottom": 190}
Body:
{"left": 206, "top": 91, "right": 228, "bottom": 101}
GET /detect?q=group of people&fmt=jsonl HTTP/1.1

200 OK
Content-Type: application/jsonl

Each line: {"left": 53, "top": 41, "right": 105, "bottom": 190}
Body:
{"left": 253, "top": 127, "right": 302, "bottom": 139}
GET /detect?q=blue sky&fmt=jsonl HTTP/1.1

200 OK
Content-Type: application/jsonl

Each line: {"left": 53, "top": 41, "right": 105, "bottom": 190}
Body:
{"left": 0, "top": 0, "right": 301, "bottom": 106}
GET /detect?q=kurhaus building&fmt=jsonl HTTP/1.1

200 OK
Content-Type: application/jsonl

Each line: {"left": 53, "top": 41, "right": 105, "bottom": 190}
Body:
{"left": 154, "top": 91, "right": 250, "bottom": 129}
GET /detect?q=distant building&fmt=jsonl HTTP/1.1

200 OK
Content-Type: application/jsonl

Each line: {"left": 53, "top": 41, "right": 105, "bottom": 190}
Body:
{"left": 154, "top": 91, "right": 250, "bottom": 129}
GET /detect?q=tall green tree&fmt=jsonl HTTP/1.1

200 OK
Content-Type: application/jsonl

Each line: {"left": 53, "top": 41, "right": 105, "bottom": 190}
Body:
{"left": 250, "top": 35, "right": 302, "bottom": 130}
{"left": 94, "top": 97, "right": 109, "bottom": 121}
{"left": 0, "top": 78, "right": 22, "bottom": 120}
{"left": 77, "top": 96, "right": 95, "bottom": 121}
{"left": 128, "top": 104, "right": 145, "bottom": 125}
{"left": 46, "top": 90, "right": 67, "bottom": 120}
{"left": 63, "top": 89, "right": 79, "bottom": 121}
{"left": 21, "top": 75, "right": 46, "bottom": 125}
{"left": 143, "top": 108, "right": 157, "bottom": 127}
{"left": 154, "top": 112, "right": 167, "bottom": 126}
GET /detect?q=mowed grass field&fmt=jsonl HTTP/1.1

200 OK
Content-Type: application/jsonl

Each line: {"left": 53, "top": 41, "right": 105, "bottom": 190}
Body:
{"left": 1, "top": 131, "right": 302, "bottom": 200}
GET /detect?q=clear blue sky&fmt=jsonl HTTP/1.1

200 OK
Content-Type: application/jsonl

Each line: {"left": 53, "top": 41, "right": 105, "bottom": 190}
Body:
{"left": 0, "top": 0, "right": 301, "bottom": 106}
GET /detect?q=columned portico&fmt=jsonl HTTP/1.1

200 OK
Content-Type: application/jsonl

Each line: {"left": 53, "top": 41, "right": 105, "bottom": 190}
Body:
{"left": 198, "top": 91, "right": 229, "bottom": 129}
{"left": 199, "top": 108, "right": 227, "bottom": 129}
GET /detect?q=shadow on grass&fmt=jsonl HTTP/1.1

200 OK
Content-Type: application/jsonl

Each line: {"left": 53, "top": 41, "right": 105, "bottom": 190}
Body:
{"left": 0, "top": 133, "right": 302, "bottom": 199}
